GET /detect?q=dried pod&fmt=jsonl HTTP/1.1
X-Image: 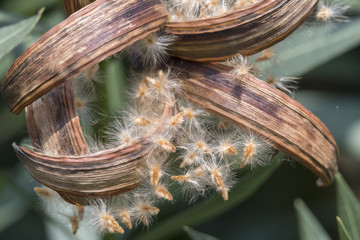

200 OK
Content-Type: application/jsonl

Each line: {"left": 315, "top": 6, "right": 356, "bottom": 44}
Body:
{"left": 172, "top": 59, "right": 338, "bottom": 185}
{"left": 13, "top": 141, "right": 149, "bottom": 206}
{"left": 1, "top": 0, "right": 168, "bottom": 114}
{"left": 165, "top": 0, "right": 317, "bottom": 61}
{"left": 16, "top": 103, "right": 175, "bottom": 206}
{"left": 26, "top": 81, "right": 88, "bottom": 156}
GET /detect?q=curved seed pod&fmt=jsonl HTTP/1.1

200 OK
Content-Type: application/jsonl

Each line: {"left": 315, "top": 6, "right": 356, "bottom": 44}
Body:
{"left": 26, "top": 80, "right": 88, "bottom": 233}
{"left": 1, "top": 0, "right": 168, "bottom": 114}
{"left": 26, "top": 81, "right": 88, "bottom": 156}
{"left": 165, "top": 0, "right": 317, "bottom": 62}
{"left": 17, "top": 104, "right": 176, "bottom": 206}
{"left": 13, "top": 141, "right": 150, "bottom": 206}
{"left": 26, "top": 0, "right": 90, "bottom": 165}
{"left": 172, "top": 59, "right": 338, "bottom": 186}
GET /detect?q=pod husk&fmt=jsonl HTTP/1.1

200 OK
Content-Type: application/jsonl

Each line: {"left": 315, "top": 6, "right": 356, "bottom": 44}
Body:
{"left": 18, "top": 102, "right": 175, "bottom": 205}
{"left": 172, "top": 59, "right": 338, "bottom": 185}
{"left": 165, "top": 0, "right": 317, "bottom": 61}
{"left": 14, "top": 141, "right": 149, "bottom": 205}
{"left": 1, "top": 0, "right": 168, "bottom": 114}
{"left": 25, "top": 81, "right": 88, "bottom": 156}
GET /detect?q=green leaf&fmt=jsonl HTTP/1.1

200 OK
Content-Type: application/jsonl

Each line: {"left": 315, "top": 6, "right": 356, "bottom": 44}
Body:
{"left": 257, "top": 18, "right": 360, "bottom": 76}
{"left": 294, "top": 199, "right": 331, "bottom": 240}
{"left": 183, "top": 226, "right": 219, "bottom": 240}
{"left": 105, "top": 58, "right": 126, "bottom": 112}
{"left": 337, "top": 216, "right": 353, "bottom": 240}
{"left": 0, "top": 8, "right": 43, "bottom": 60}
{"left": 336, "top": 173, "right": 360, "bottom": 240}
{"left": 133, "top": 153, "right": 283, "bottom": 240}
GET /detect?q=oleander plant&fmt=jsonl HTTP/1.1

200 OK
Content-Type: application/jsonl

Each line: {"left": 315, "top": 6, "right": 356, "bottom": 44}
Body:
{"left": 0, "top": 0, "right": 360, "bottom": 239}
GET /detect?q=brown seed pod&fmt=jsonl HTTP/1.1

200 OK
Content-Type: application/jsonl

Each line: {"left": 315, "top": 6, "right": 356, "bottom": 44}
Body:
{"left": 1, "top": 0, "right": 168, "bottom": 114}
{"left": 13, "top": 141, "right": 149, "bottom": 206}
{"left": 25, "top": 81, "right": 89, "bottom": 156}
{"left": 172, "top": 59, "right": 338, "bottom": 186}
{"left": 165, "top": 0, "right": 317, "bottom": 61}
{"left": 16, "top": 103, "right": 176, "bottom": 206}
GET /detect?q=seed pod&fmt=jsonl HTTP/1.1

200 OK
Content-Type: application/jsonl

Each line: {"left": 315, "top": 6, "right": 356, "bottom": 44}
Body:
{"left": 1, "top": 0, "right": 168, "bottom": 114}
{"left": 172, "top": 59, "right": 338, "bottom": 186}
{"left": 15, "top": 104, "right": 175, "bottom": 205}
{"left": 165, "top": 0, "right": 317, "bottom": 61}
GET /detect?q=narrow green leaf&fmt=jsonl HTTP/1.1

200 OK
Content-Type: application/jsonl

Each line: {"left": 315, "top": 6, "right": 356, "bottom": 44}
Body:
{"left": 183, "top": 226, "right": 219, "bottom": 240}
{"left": 337, "top": 216, "right": 353, "bottom": 240}
{"left": 294, "top": 199, "right": 331, "bottom": 240}
{"left": 134, "top": 153, "right": 283, "bottom": 240}
{"left": 105, "top": 58, "right": 126, "bottom": 112}
{"left": 258, "top": 18, "right": 360, "bottom": 76}
{"left": 336, "top": 173, "right": 360, "bottom": 240}
{"left": 0, "top": 8, "right": 43, "bottom": 60}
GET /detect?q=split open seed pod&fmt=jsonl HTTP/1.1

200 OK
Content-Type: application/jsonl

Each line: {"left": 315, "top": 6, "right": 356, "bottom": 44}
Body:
{"left": 15, "top": 105, "right": 175, "bottom": 205}
{"left": 1, "top": 0, "right": 338, "bottom": 206}
{"left": 165, "top": 0, "right": 318, "bottom": 61}
{"left": 1, "top": 0, "right": 168, "bottom": 114}
{"left": 172, "top": 59, "right": 338, "bottom": 186}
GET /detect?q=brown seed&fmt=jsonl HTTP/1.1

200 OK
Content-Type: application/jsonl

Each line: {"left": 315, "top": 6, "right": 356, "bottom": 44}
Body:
{"left": 155, "top": 185, "right": 173, "bottom": 200}
{"left": 141, "top": 204, "right": 159, "bottom": 215}
{"left": 170, "top": 112, "right": 184, "bottom": 127}
{"left": 77, "top": 205, "right": 84, "bottom": 221}
{"left": 212, "top": 169, "right": 228, "bottom": 201}
{"left": 256, "top": 49, "right": 274, "bottom": 62}
{"left": 34, "top": 187, "right": 53, "bottom": 199}
{"left": 69, "top": 215, "right": 80, "bottom": 235}
{"left": 156, "top": 139, "right": 176, "bottom": 152}
{"left": 224, "top": 145, "right": 237, "bottom": 155}
{"left": 180, "top": 152, "right": 196, "bottom": 168}
{"left": 151, "top": 164, "right": 161, "bottom": 186}
{"left": 74, "top": 98, "right": 84, "bottom": 110}
{"left": 241, "top": 143, "right": 255, "bottom": 168}
{"left": 171, "top": 175, "right": 190, "bottom": 182}
{"left": 120, "top": 211, "right": 132, "bottom": 229}
{"left": 101, "top": 214, "right": 124, "bottom": 234}
{"left": 266, "top": 77, "right": 276, "bottom": 85}
{"left": 135, "top": 117, "right": 151, "bottom": 126}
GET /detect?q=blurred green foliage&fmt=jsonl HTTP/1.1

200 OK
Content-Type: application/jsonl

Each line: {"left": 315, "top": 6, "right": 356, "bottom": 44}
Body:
{"left": 0, "top": 0, "right": 360, "bottom": 239}
{"left": 294, "top": 173, "right": 360, "bottom": 240}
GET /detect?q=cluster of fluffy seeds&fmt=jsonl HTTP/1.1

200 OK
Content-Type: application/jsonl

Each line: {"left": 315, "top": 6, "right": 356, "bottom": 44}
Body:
{"left": 36, "top": 65, "right": 276, "bottom": 235}
{"left": 163, "top": 0, "right": 264, "bottom": 21}
{"left": 33, "top": 0, "right": 350, "bottom": 235}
